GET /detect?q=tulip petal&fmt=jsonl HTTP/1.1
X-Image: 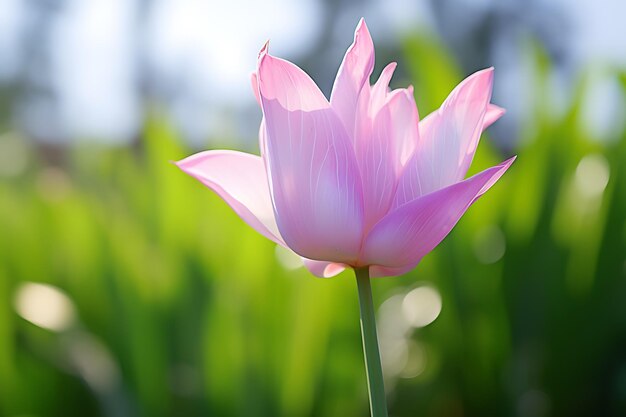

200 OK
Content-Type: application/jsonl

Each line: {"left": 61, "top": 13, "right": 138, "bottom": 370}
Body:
{"left": 259, "top": 118, "right": 268, "bottom": 157}
{"left": 358, "top": 88, "right": 420, "bottom": 229}
{"left": 483, "top": 103, "right": 505, "bottom": 129}
{"left": 369, "top": 264, "right": 415, "bottom": 278}
{"left": 258, "top": 51, "right": 364, "bottom": 263}
{"left": 352, "top": 62, "right": 401, "bottom": 160}
{"left": 302, "top": 259, "right": 346, "bottom": 278}
{"left": 418, "top": 103, "right": 503, "bottom": 144}
{"left": 393, "top": 68, "right": 495, "bottom": 207}
{"left": 362, "top": 157, "right": 515, "bottom": 268}
{"left": 386, "top": 88, "right": 420, "bottom": 167}
{"left": 176, "top": 150, "right": 285, "bottom": 246}
{"left": 369, "top": 62, "right": 397, "bottom": 114}
{"left": 250, "top": 72, "right": 261, "bottom": 107}
{"left": 416, "top": 103, "right": 504, "bottom": 152}
{"left": 330, "top": 18, "right": 375, "bottom": 139}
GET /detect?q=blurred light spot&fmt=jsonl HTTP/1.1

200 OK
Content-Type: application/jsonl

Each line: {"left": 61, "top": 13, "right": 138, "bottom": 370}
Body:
{"left": 378, "top": 294, "right": 410, "bottom": 341}
{"left": 400, "top": 340, "right": 426, "bottom": 379}
{"left": 14, "top": 282, "right": 76, "bottom": 332}
{"left": 402, "top": 285, "right": 442, "bottom": 328}
{"left": 274, "top": 245, "right": 302, "bottom": 271}
{"left": 378, "top": 293, "right": 411, "bottom": 380}
{"left": 36, "top": 167, "right": 71, "bottom": 202}
{"left": 574, "top": 154, "right": 609, "bottom": 199}
{"left": 67, "top": 333, "right": 119, "bottom": 393}
{"left": 0, "top": 133, "right": 29, "bottom": 178}
{"left": 517, "top": 389, "right": 550, "bottom": 417}
{"left": 380, "top": 337, "right": 408, "bottom": 379}
{"left": 473, "top": 225, "right": 506, "bottom": 264}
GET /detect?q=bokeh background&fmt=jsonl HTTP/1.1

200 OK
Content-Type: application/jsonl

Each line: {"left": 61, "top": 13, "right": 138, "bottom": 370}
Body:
{"left": 1, "top": 0, "right": 626, "bottom": 416}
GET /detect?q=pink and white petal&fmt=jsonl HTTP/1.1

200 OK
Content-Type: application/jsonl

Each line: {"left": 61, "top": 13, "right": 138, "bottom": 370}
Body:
{"left": 258, "top": 51, "right": 364, "bottom": 263}
{"left": 369, "top": 62, "right": 397, "bottom": 114}
{"left": 357, "top": 88, "right": 419, "bottom": 229}
{"left": 250, "top": 72, "right": 261, "bottom": 107}
{"left": 483, "top": 103, "right": 505, "bottom": 129}
{"left": 418, "top": 102, "right": 503, "bottom": 144}
{"left": 352, "top": 62, "right": 397, "bottom": 154}
{"left": 392, "top": 68, "right": 495, "bottom": 207}
{"left": 353, "top": 78, "right": 373, "bottom": 152}
{"left": 257, "top": 49, "right": 329, "bottom": 111}
{"left": 369, "top": 263, "right": 416, "bottom": 278}
{"left": 176, "top": 150, "right": 285, "bottom": 246}
{"left": 259, "top": 118, "right": 268, "bottom": 158}
{"left": 443, "top": 67, "right": 495, "bottom": 178}
{"left": 302, "top": 259, "right": 347, "bottom": 278}
{"left": 330, "top": 18, "right": 375, "bottom": 138}
{"left": 401, "top": 101, "right": 503, "bottom": 207}
{"left": 362, "top": 157, "right": 515, "bottom": 268}
{"left": 386, "top": 88, "right": 420, "bottom": 166}
{"left": 358, "top": 103, "right": 397, "bottom": 230}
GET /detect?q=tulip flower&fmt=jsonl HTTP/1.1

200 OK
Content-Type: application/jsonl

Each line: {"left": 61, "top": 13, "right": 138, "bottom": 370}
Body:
{"left": 177, "top": 18, "right": 514, "bottom": 417}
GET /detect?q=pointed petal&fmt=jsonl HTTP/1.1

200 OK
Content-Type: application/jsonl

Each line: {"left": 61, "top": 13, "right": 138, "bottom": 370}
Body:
{"left": 330, "top": 18, "right": 375, "bottom": 138}
{"left": 257, "top": 51, "right": 328, "bottom": 111}
{"left": 386, "top": 88, "right": 420, "bottom": 166}
{"left": 362, "top": 157, "right": 515, "bottom": 268}
{"left": 250, "top": 72, "right": 261, "bottom": 107}
{"left": 353, "top": 62, "right": 397, "bottom": 149}
{"left": 483, "top": 103, "right": 505, "bottom": 129}
{"left": 302, "top": 259, "right": 346, "bottom": 278}
{"left": 250, "top": 40, "right": 269, "bottom": 108}
{"left": 417, "top": 103, "right": 504, "bottom": 150}
{"left": 357, "top": 88, "right": 420, "bottom": 229}
{"left": 369, "top": 62, "right": 397, "bottom": 114}
{"left": 258, "top": 51, "right": 364, "bottom": 263}
{"left": 393, "top": 68, "right": 495, "bottom": 207}
{"left": 176, "top": 150, "right": 285, "bottom": 246}
{"left": 353, "top": 76, "right": 372, "bottom": 150}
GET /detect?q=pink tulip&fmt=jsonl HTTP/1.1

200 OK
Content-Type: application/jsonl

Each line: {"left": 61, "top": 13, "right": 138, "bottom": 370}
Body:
{"left": 177, "top": 19, "right": 515, "bottom": 278}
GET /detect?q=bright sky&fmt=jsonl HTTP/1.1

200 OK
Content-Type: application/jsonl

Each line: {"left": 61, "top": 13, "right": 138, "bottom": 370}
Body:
{"left": 146, "top": 0, "right": 321, "bottom": 102}
{"left": 0, "top": 0, "right": 624, "bottom": 143}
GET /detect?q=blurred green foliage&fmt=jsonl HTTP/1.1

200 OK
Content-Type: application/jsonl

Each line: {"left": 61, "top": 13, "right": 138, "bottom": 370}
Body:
{"left": 1, "top": 35, "right": 626, "bottom": 417}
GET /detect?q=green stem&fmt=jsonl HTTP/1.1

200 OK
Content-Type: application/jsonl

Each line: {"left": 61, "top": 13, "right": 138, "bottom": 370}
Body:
{"left": 354, "top": 267, "right": 388, "bottom": 417}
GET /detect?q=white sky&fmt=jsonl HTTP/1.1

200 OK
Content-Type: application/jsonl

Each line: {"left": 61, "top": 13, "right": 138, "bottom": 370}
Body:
{"left": 0, "top": 0, "right": 624, "bottom": 143}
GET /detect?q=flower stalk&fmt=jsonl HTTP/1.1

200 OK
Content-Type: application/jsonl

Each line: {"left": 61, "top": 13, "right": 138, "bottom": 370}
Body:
{"left": 355, "top": 267, "right": 388, "bottom": 417}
